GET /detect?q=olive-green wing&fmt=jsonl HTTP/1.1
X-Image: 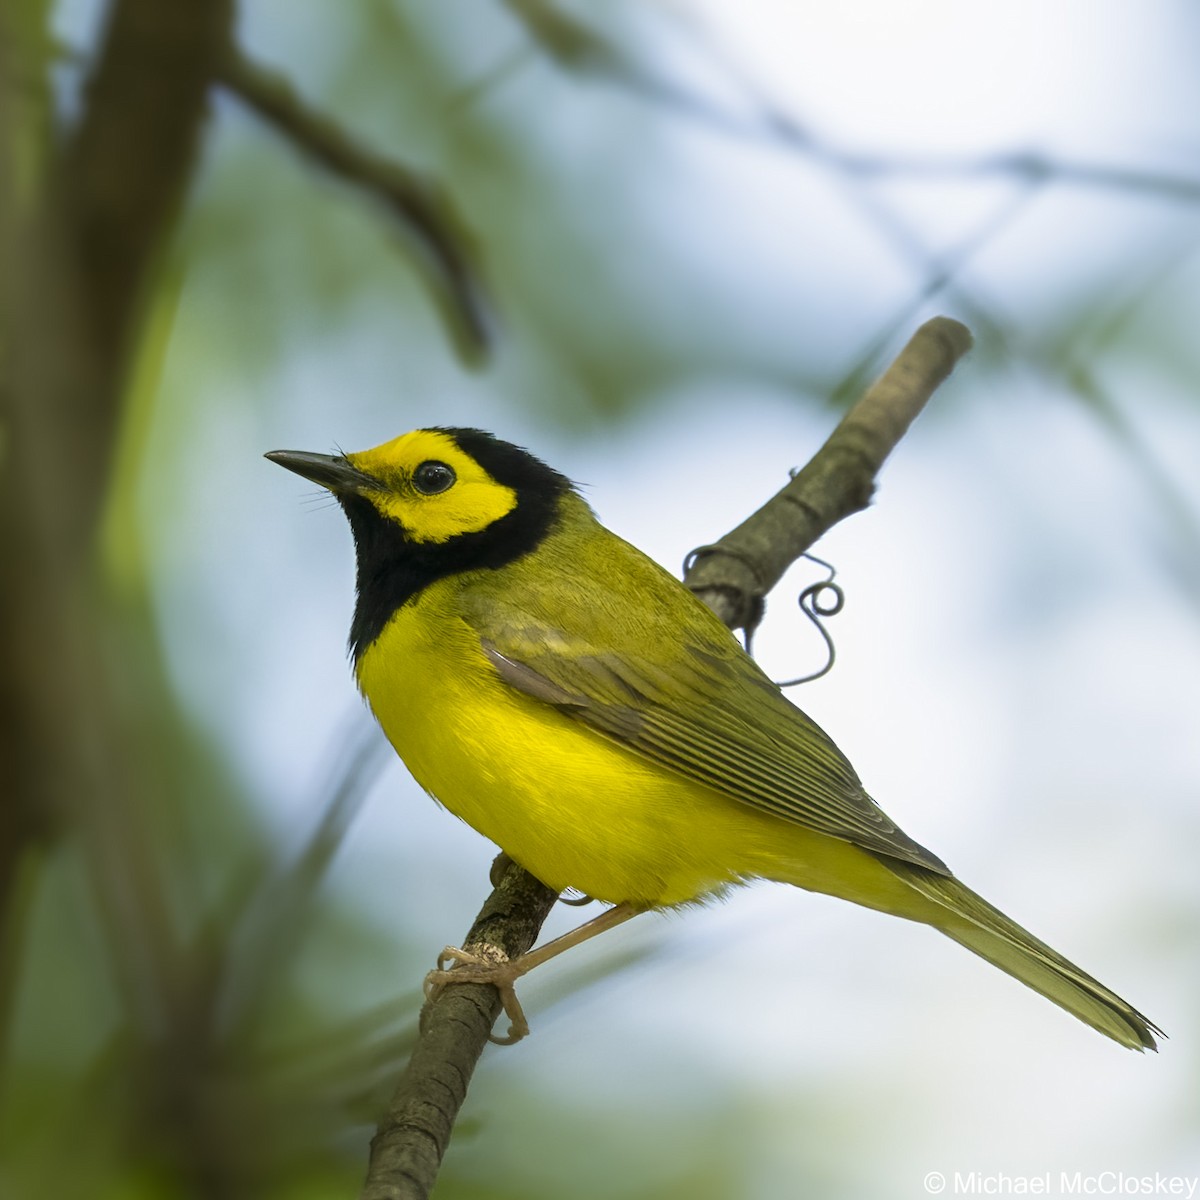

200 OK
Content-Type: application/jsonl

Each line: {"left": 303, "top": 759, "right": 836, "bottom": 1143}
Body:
{"left": 466, "top": 590, "right": 948, "bottom": 874}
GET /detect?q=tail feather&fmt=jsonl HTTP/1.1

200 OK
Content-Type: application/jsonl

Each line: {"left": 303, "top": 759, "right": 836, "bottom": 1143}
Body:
{"left": 883, "top": 861, "right": 1161, "bottom": 1051}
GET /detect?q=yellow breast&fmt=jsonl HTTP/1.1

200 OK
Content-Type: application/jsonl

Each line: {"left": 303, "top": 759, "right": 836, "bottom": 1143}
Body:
{"left": 356, "top": 581, "right": 768, "bottom": 905}
{"left": 355, "top": 577, "right": 911, "bottom": 914}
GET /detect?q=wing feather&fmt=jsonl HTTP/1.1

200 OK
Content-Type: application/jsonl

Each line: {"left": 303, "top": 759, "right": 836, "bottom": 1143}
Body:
{"left": 476, "top": 607, "right": 948, "bottom": 873}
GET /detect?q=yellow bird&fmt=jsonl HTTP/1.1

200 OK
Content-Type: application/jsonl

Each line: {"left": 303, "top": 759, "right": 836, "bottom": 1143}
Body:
{"left": 268, "top": 427, "right": 1159, "bottom": 1050}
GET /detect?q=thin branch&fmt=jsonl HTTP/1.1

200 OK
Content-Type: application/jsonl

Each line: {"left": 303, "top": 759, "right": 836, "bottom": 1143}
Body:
{"left": 217, "top": 47, "right": 493, "bottom": 365}
{"left": 496, "top": 0, "right": 1198, "bottom": 404}
{"left": 360, "top": 864, "right": 559, "bottom": 1200}
{"left": 219, "top": 715, "right": 390, "bottom": 1038}
{"left": 358, "top": 316, "right": 974, "bottom": 1200}
{"left": 833, "top": 150, "right": 1200, "bottom": 202}
{"left": 686, "top": 317, "right": 974, "bottom": 632}
{"left": 501, "top": 0, "right": 1200, "bottom": 206}
{"left": 820, "top": 193, "right": 1027, "bottom": 412}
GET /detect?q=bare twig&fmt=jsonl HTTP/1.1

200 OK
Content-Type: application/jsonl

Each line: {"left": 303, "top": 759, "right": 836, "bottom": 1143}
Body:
{"left": 217, "top": 47, "right": 492, "bottom": 365}
{"left": 219, "top": 716, "right": 390, "bottom": 1036}
{"left": 833, "top": 150, "right": 1200, "bottom": 202}
{"left": 496, "top": 0, "right": 1197, "bottom": 408}
{"left": 686, "top": 317, "right": 974, "bottom": 632}
{"left": 358, "top": 316, "right": 974, "bottom": 1200}
{"left": 502, "top": 1, "right": 1200, "bottom": 206}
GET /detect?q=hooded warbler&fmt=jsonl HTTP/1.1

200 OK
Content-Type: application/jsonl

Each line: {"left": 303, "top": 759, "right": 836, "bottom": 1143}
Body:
{"left": 267, "top": 427, "right": 1159, "bottom": 1050}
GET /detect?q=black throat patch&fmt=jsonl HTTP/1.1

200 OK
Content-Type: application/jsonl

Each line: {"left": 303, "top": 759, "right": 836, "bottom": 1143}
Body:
{"left": 342, "top": 429, "right": 571, "bottom": 662}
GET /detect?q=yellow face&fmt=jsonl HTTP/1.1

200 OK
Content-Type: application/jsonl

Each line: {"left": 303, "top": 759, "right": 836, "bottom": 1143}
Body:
{"left": 347, "top": 429, "right": 518, "bottom": 544}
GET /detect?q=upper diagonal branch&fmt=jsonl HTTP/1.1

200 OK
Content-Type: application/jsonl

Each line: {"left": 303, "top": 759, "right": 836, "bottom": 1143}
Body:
{"left": 217, "top": 48, "right": 493, "bottom": 365}
{"left": 359, "top": 316, "right": 974, "bottom": 1200}
{"left": 685, "top": 317, "right": 974, "bottom": 632}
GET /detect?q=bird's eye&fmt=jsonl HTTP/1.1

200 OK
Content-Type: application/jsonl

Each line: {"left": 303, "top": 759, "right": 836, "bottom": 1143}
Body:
{"left": 412, "top": 460, "right": 456, "bottom": 495}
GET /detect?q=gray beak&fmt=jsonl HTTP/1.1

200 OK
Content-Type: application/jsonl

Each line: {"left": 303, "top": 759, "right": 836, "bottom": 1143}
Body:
{"left": 265, "top": 450, "right": 378, "bottom": 495}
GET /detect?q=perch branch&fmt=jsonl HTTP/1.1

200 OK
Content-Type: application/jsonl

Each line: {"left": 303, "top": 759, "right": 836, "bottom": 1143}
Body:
{"left": 360, "top": 865, "right": 560, "bottom": 1200}
{"left": 358, "top": 316, "right": 974, "bottom": 1200}
{"left": 217, "top": 47, "right": 492, "bottom": 365}
{"left": 686, "top": 316, "right": 973, "bottom": 632}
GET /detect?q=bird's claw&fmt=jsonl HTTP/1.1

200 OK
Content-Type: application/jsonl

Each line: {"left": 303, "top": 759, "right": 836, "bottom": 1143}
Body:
{"left": 423, "top": 944, "right": 531, "bottom": 1045}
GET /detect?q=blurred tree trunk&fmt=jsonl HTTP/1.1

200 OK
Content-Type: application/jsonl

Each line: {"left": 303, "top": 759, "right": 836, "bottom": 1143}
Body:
{"left": 0, "top": 0, "right": 234, "bottom": 1187}
{"left": 0, "top": 0, "right": 56, "bottom": 1030}
{"left": 0, "top": 0, "right": 230, "bottom": 929}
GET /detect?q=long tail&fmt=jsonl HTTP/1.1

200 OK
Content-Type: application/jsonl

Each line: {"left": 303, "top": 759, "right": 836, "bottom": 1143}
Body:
{"left": 882, "top": 860, "right": 1161, "bottom": 1051}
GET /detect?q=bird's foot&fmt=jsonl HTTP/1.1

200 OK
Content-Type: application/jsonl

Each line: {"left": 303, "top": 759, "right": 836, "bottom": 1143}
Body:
{"left": 423, "top": 943, "right": 532, "bottom": 1045}
{"left": 422, "top": 903, "right": 643, "bottom": 1045}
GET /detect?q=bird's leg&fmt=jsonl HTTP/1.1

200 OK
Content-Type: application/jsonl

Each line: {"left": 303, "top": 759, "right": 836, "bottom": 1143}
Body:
{"left": 423, "top": 902, "right": 642, "bottom": 1044}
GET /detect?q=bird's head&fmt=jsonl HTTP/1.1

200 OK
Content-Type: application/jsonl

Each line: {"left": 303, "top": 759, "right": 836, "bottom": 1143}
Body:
{"left": 267, "top": 427, "right": 573, "bottom": 657}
